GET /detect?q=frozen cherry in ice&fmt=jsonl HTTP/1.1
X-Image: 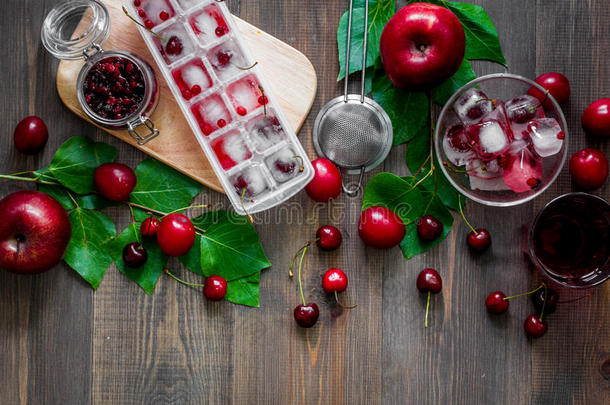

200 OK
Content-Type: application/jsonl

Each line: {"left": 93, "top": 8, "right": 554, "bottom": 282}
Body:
{"left": 265, "top": 148, "right": 301, "bottom": 183}
{"left": 207, "top": 41, "right": 246, "bottom": 81}
{"left": 133, "top": 0, "right": 175, "bottom": 28}
{"left": 211, "top": 131, "right": 252, "bottom": 170}
{"left": 502, "top": 147, "right": 543, "bottom": 193}
{"left": 190, "top": 4, "right": 229, "bottom": 42}
{"left": 231, "top": 167, "right": 268, "bottom": 198}
{"left": 527, "top": 118, "right": 564, "bottom": 157}
{"left": 191, "top": 94, "right": 232, "bottom": 136}
{"left": 155, "top": 23, "right": 194, "bottom": 65}
{"left": 247, "top": 113, "right": 286, "bottom": 152}
{"left": 172, "top": 58, "right": 213, "bottom": 100}
{"left": 226, "top": 75, "right": 265, "bottom": 116}
{"left": 506, "top": 94, "right": 541, "bottom": 124}
{"left": 453, "top": 88, "right": 494, "bottom": 124}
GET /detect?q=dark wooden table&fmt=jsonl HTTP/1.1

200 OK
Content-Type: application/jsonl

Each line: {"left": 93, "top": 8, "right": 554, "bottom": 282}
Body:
{"left": 1, "top": 1, "right": 609, "bottom": 404}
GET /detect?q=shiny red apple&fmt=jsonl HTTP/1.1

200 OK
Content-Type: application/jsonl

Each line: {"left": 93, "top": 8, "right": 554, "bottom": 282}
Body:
{"left": 0, "top": 190, "right": 71, "bottom": 274}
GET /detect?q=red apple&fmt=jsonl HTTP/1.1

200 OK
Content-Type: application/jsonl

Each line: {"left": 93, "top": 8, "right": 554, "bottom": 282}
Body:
{"left": 380, "top": 3, "right": 465, "bottom": 89}
{"left": 0, "top": 190, "right": 71, "bottom": 274}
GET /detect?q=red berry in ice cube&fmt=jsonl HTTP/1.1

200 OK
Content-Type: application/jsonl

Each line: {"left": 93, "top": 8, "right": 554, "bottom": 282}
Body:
{"left": 144, "top": 20, "right": 154, "bottom": 29}
{"left": 159, "top": 10, "right": 169, "bottom": 21}
{"left": 569, "top": 148, "right": 608, "bottom": 189}
{"left": 502, "top": 148, "right": 543, "bottom": 193}
{"left": 217, "top": 119, "right": 226, "bottom": 128}
{"left": 236, "top": 106, "right": 247, "bottom": 116}
{"left": 215, "top": 26, "right": 226, "bottom": 37}
{"left": 165, "top": 36, "right": 183, "bottom": 56}
{"left": 582, "top": 98, "right": 610, "bottom": 137}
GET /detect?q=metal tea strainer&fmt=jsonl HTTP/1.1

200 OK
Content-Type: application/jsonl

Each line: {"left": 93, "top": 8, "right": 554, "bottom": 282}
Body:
{"left": 313, "top": 0, "right": 393, "bottom": 196}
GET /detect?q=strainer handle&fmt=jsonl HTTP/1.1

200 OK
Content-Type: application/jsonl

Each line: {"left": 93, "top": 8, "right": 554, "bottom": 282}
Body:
{"left": 342, "top": 167, "right": 365, "bottom": 197}
{"left": 343, "top": 0, "right": 369, "bottom": 103}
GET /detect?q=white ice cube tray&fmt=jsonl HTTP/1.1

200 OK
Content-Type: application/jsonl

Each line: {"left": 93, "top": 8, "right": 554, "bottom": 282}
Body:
{"left": 124, "top": 0, "right": 314, "bottom": 214}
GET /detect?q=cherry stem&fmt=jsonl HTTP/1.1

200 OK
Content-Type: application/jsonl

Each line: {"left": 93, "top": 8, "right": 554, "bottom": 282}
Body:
{"left": 458, "top": 196, "right": 477, "bottom": 235}
{"left": 128, "top": 204, "right": 141, "bottom": 244}
{"left": 163, "top": 204, "right": 209, "bottom": 218}
{"left": 0, "top": 173, "right": 60, "bottom": 186}
{"left": 334, "top": 291, "right": 357, "bottom": 309}
{"left": 288, "top": 239, "right": 317, "bottom": 278}
{"left": 424, "top": 291, "right": 431, "bottom": 328}
{"left": 503, "top": 282, "right": 545, "bottom": 301}
{"left": 240, "top": 189, "right": 254, "bottom": 224}
{"left": 237, "top": 61, "right": 258, "bottom": 71}
{"left": 164, "top": 269, "right": 204, "bottom": 287}
{"left": 122, "top": 6, "right": 165, "bottom": 41}
{"left": 125, "top": 202, "right": 206, "bottom": 234}
{"left": 297, "top": 244, "right": 309, "bottom": 306}
{"left": 258, "top": 85, "right": 267, "bottom": 117}
{"left": 411, "top": 155, "right": 431, "bottom": 180}
{"left": 539, "top": 284, "right": 548, "bottom": 321}
{"left": 292, "top": 156, "right": 305, "bottom": 173}
{"left": 408, "top": 169, "right": 434, "bottom": 191}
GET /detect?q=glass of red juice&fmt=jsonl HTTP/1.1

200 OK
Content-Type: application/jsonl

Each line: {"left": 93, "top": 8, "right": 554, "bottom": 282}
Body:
{"left": 527, "top": 193, "right": 610, "bottom": 288}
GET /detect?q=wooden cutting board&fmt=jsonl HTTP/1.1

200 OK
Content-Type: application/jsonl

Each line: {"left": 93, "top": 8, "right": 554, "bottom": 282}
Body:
{"left": 56, "top": 0, "right": 317, "bottom": 193}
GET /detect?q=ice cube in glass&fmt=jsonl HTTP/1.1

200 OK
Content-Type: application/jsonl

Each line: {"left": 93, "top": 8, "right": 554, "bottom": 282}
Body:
{"left": 466, "top": 120, "right": 512, "bottom": 161}
{"left": 154, "top": 22, "right": 195, "bottom": 65}
{"left": 132, "top": 0, "right": 175, "bottom": 28}
{"left": 231, "top": 167, "right": 269, "bottom": 198}
{"left": 190, "top": 93, "right": 232, "bottom": 135}
{"left": 265, "top": 148, "right": 301, "bottom": 183}
{"left": 527, "top": 118, "right": 564, "bottom": 157}
{"left": 207, "top": 40, "right": 247, "bottom": 81}
{"left": 189, "top": 4, "right": 230, "bottom": 44}
{"left": 502, "top": 147, "right": 543, "bottom": 193}
{"left": 211, "top": 130, "right": 252, "bottom": 170}
{"left": 443, "top": 123, "right": 475, "bottom": 166}
{"left": 453, "top": 88, "right": 494, "bottom": 124}
{"left": 246, "top": 112, "right": 286, "bottom": 152}
{"left": 226, "top": 74, "right": 265, "bottom": 116}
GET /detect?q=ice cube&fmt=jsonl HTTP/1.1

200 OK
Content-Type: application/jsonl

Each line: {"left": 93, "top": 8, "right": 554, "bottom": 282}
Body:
{"left": 189, "top": 4, "right": 229, "bottom": 44}
{"left": 154, "top": 22, "right": 195, "bottom": 65}
{"left": 190, "top": 94, "right": 232, "bottom": 135}
{"left": 442, "top": 124, "right": 475, "bottom": 166}
{"left": 469, "top": 176, "right": 511, "bottom": 191}
{"left": 175, "top": 0, "right": 203, "bottom": 11}
{"left": 246, "top": 112, "right": 286, "bottom": 152}
{"left": 266, "top": 148, "right": 301, "bottom": 183}
{"left": 134, "top": 0, "right": 175, "bottom": 28}
{"left": 453, "top": 88, "right": 494, "bottom": 124}
{"left": 207, "top": 40, "right": 247, "bottom": 81}
{"left": 506, "top": 95, "right": 541, "bottom": 123}
{"left": 211, "top": 131, "right": 252, "bottom": 170}
{"left": 502, "top": 148, "right": 543, "bottom": 193}
{"left": 171, "top": 58, "right": 213, "bottom": 100}
{"left": 226, "top": 75, "right": 265, "bottom": 116}
{"left": 527, "top": 118, "right": 564, "bottom": 157}
{"left": 231, "top": 167, "right": 268, "bottom": 198}
{"left": 465, "top": 158, "right": 502, "bottom": 179}
{"left": 466, "top": 120, "right": 512, "bottom": 161}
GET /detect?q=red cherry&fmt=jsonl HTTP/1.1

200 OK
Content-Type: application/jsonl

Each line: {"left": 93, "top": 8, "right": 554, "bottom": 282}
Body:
{"left": 165, "top": 36, "right": 183, "bottom": 56}
{"left": 203, "top": 275, "right": 228, "bottom": 301}
{"left": 569, "top": 148, "right": 608, "bottom": 189}
{"left": 258, "top": 95, "right": 268, "bottom": 105}
{"left": 144, "top": 20, "right": 154, "bottom": 29}
{"left": 217, "top": 118, "right": 227, "bottom": 128}
{"left": 417, "top": 215, "right": 443, "bottom": 242}
{"left": 531, "top": 288, "right": 559, "bottom": 315}
{"left": 315, "top": 225, "right": 342, "bottom": 251}
{"left": 467, "top": 228, "right": 492, "bottom": 252}
{"left": 13, "top": 116, "right": 49, "bottom": 154}
{"left": 485, "top": 291, "right": 509, "bottom": 314}
{"left": 358, "top": 206, "right": 405, "bottom": 249}
{"left": 191, "top": 85, "right": 201, "bottom": 95}
{"left": 416, "top": 268, "right": 442, "bottom": 293}
{"left": 140, "top": 216, "right": 160, "bottom": 237}
{"left": 94, "top": 163, "right": 137, "bottom": 202}
{"left": 294, "top": 303, "right": 319, "bottom": 328}
{"left": 322, "top": 268, "right": 348, "bottom": 294}
{"left": 524, "top": 314, "right": 548, "bottom": 338}
{"left": 122, "top": 242, "right": 147, "bottom": 268}
{"left": 582, "top": 98, "right": 610, "bottom": 137}
{"left": 528, "top": 72, "right": 570, "bottom": 108}
{"left": 157, "top": 213, "right": 196, "bottom": 256}
{"left": 215, "top": 26, "right": 226, "bottom": 37}
{"left": 305, "top": 158, "right": 342, "bottom": 202}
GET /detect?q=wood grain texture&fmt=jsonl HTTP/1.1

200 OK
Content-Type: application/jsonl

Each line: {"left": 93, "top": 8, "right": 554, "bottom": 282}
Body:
{"left": 57, "top": 0, "right": 318, "bottom": 193}
{"left": 1, "top": 0, "right": 609, "bottom": 404}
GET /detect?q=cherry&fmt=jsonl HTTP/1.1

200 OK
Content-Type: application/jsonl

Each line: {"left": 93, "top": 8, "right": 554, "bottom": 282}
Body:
{"left": 217, "top": 118, "right": 227, "bottom": 128}
{"left": 485, "top": 291, "right": 509, "bottom": 314}
{"left": 165, "top": 36, "right": 183, "bottom": 55}
{"left": 122, "top": 242, "right": 147, "bottom": 268}
{"left": 569, "top": 148, "right": 608, "bottom": 189}
{"left": 94, "top": 163, "right": 137, "bottom": 202}
{"left": 467, "top": 228, "right": 492, "bottom": 253}
{"left": 417, "top": 215, "right": 443, "bottom": 242}
{"left": 144, "top": 20, "right": 154, "bottom": 30}
{"left": 305, "top": 158, "right": 342, "bottom": 202}
{"left": 13, "top": 116, "right": 48, "bottom": 154}
{"left": 191, "top": 85, "right": 201, "bottom": 95}
{"left": 294, "top": 303, "right": 320, "bottom": 328}
{"left": 157, "top": 213, "right": 196, "bottom": 256}
{"left": 528, "top": 72, "right": 570, "bottom": 107}
{"left": 215, "top": 26, "right": 226, "bottom": 37}
{"left": 582, "top": 98, "right": 610, "bottom": 137}
{"left": 217, "top": 51, "right": 232, "bottom": 67}
{"left": 322, "top": 268, "right": 348, "bottom": 293}
{"left": 203, "top": 275, "right": 228, "bottom": 301}
{"left": 524, "top": 314, "right": 547, "bottom": 338}
{"left": 315, "top": 225, "right": 342, "bottom": 251}
{"left": 140, "top": 216, "right": 160, "bottom": 237}
{"left": 531, "top": 287, "right": 559, "bottom": 315}
{"left": 358, "top": 206, "right": 405, "bottom": 249}
{"left": 417, "top": 268, "right": 442, "bottom": 328}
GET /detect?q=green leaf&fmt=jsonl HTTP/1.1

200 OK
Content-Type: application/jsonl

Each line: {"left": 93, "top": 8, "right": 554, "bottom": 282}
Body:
{"left": 226, "top": 272, "right": 261, "bottom": 307}
{"left": 129, "top": 158, "right": 203, "bottom": 212}
{"left": 108, "top": 218, "right": 168, "bottom": 294}
{"left": 445, "top": 1, "right": 507, "bottom": 66}
{"left": 63, "top": 209, "right": 116, "bottom": 289}
{"left": 362, "top": 173, "right": 425, "bottom": 226}
{"left": 193, "top": 210, "right": 271, "bottom": 281}
{"left": 38, "top": 183, "right": 117, "bottom": 211}
{"left": 49, "top": 137, "right": 117, "bottom": 194}
{"left": 431, "top": 58, "right": 476, "bottom": 106}
{"left": 179, "top": 233, "right": 203, "bottom": 276}
{"left": 337, "top": 0, "right": 396, "bottom": 81}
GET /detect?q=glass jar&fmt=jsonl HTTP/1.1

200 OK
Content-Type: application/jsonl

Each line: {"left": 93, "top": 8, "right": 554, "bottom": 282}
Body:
{"left": 41, "top": 0, "right": 160, "bottom": 144}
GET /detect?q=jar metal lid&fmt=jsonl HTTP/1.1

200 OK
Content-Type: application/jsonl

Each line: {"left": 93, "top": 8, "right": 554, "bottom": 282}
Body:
{"left": 41, "top": 0, "right": 110, "bottom": 61}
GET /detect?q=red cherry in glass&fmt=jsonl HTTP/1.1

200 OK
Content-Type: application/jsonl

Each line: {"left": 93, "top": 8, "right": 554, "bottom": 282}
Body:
{"left": 358, "top": 206, "right": 406, "bottom": 249}
{"left": 294, "top": 303, "right": 320, "bottom": 328}
{"left": 203, "top": 275, "right": 228, "bottom": 301}
{"left": 569, "top": 148, "right": 608, "bottom": 189}
{"left": 315, "top": 225, "right": 342, "bottom": 251}
{"left": 417, "top": 215, "right": 443, "bottom": 242}
{"left": 13, "top": 116, "right": 48, "bottom": 154}
{"left": 531, "top": 288, "right": 559, "bottom": 315}
{"left": 305, "top": 158, "right": 342, "bottom": 202}
{"left": 157, "top": 213, "right": 196, "bottom": 256}
{"left": 140, "top": 216, "right": 160, "bottom": 237}
{"left": 524, "top": 314, "right": 548, "bottom": 338}
{"left": 528, "top": 72, "right": 570, "bottom": 108}
{"left": 485, "top": 291, "right": 509, "bottom": 314}
{"left": 467, "top": 228, "right": 492, "bottom": 252}
{"left": 582, "top": 98, "right": 610, "bottom": 137}
{"left": 322, "top": 268, "right": 348, "bottom": 294}
{"left": 416, "top": 268, "right": 442, "bottom": 294}
{"left": 122, "top": 242, "right": 147, "bottom": 268}
{"left": 94, "top": 163, "right": 137, "bottom": 202}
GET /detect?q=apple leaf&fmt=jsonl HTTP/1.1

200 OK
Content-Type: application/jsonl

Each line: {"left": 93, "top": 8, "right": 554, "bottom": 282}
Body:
{"left": 226, "top": 272, "right": 261, "bottom": 307}
{"left": 63, "top": 208, "right": 116, "bottom": 289}
{"left": 337, "top": 0, "right": 396, "bottom": 81}
{"left": 431, "top": 58, "right": 476, "bottom": 106}
{"left": 49, "top": 137, "right": 117, "bottom": 194}
{"left": 129, "top": 158, "right": 203, "bottom": 212}
{"left": 362, "top": 173, "right": 426, "bottom": 226}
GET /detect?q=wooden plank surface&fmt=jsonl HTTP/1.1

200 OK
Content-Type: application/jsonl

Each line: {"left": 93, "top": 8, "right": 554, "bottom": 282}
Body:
{"left": 57, "top": 0, "right": 318, "bottom": 193}
{"left": 1, "top": 0, "right": 609, "bottom": 404}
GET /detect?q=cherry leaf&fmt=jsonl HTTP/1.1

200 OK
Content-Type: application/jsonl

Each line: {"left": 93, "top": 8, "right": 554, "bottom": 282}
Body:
{"left": 179, "top": 232, "right": 203, "bottom": 276}
{"left": 49, "top": 136, "right": 117, "bottom": 194}
{"left": 362, "top": 173, "right": 426, "bottom": 226}
{"left": 226, "top": 272, "right": 261, "bottom": 307}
